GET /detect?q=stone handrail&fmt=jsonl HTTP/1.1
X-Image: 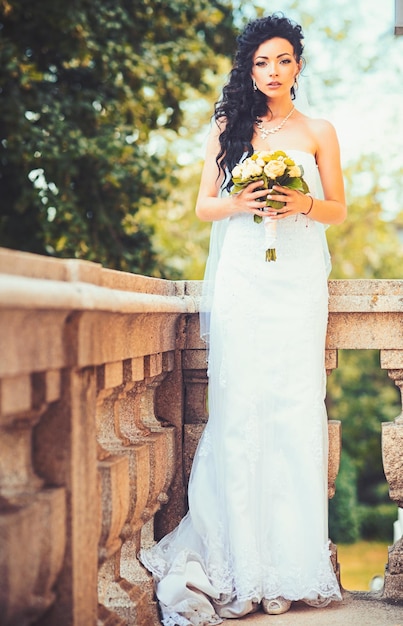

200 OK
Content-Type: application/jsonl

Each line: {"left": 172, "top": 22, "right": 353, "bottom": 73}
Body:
{"left": 0, "top": 247, "right": 402, "bottom": 626}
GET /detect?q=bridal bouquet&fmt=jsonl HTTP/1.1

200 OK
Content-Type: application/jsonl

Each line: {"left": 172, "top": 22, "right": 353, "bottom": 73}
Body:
{"left": 231, "top": 150, "right": 310, "bottom": 261}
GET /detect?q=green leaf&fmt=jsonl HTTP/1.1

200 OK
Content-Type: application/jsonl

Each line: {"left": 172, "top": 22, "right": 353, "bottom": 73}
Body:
{"left": 286, "top": 177, "right": 305, "bottom": 191}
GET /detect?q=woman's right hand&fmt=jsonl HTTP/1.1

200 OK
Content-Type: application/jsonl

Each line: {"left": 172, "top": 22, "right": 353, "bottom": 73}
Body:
{"left": 231, "top": 180, "right": 270, "bottom": 216}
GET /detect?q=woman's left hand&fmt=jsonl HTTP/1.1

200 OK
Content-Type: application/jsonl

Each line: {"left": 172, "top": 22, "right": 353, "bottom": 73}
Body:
{"left": 263, "top": 185, "right": 312, "bottom": 219}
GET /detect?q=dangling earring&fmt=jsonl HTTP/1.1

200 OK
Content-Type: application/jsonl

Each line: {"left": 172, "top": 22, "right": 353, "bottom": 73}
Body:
{"left": 252, "top": 78, "right": 257, "bottom": 91}
{"left": 294, "top": 76, "right": 299, "bottom": 91}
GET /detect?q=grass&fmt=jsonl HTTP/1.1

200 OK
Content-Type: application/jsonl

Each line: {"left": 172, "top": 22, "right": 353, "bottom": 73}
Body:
{"left": 337, "top": 541, "right": 389, "bottom": 591}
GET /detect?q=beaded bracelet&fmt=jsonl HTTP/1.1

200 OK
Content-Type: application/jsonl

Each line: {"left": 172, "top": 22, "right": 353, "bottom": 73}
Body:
{"left": 302, "top": 195, "right": 314, "bottom": 216}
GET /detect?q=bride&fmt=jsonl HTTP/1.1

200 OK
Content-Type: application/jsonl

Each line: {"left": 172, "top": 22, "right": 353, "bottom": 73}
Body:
{"left": 140, "top": 13, "right": 347, "bottom": 625}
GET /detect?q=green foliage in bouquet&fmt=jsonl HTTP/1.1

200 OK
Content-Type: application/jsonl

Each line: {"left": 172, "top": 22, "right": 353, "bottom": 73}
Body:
{"left": 231, "top": 150, "right": 310, "bottom": 223}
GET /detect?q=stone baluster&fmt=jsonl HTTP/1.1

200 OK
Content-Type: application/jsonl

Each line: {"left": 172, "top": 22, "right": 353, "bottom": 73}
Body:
{"left": 0, "top": 368, "right": 66, "bottom": 626}
{"left": 34, "top": 365, "right": 100, "bottom": 625}
{"left": 325, "top": 348, "right": 338, "bottom": 377}
{"left": 325, "top": 349, "right": 342, "bottom": 583}
{"left": 325, "top": 350, "right": 342, "bottom": 499}
{"left": 380, "top": 350, "right": 403, "bottom": 600}
{"left": 182, "top": 315, "right": 209, "bottom": 486}
{"left": 96, "top": 344, "right": 179, "bottom": 625}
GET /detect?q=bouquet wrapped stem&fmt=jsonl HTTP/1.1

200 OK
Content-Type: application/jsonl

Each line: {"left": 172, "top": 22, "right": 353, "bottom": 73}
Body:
{"left": 231, "top": 150, "right": 310, "bottom": 262}
{"left": 263, "top": 218, "right": 277, "bottom": 261}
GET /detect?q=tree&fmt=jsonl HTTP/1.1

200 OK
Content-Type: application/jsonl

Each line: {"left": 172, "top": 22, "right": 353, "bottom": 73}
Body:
{"left": 0, "top": 0, "right": 236, "bottom": 274}
{"left": 327, "top": 156, "right": 403, "bottom": 280}
{"left": 329, "top": 451, "right": 360, "bottom": 544}
{"left": 134, "top": 56, "right": 233, "bottom": 280}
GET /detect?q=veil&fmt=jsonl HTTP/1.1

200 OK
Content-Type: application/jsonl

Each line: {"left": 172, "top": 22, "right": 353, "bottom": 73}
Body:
{"left": 199, "top": 84, "right": 332, "bottom": 352}
{"left": 199, "top": 213, "right": 230, "bottom": 351}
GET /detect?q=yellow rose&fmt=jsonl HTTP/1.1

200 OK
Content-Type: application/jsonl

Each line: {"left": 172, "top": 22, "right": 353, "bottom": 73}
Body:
{"left": 288, "top": 165, "right": 302, "bottom": 178}
{"left": 264, "top": 159, "right": 287, "bottom": 179}
{"left": 258, "top": 151, "right": 274, "bottom": 160}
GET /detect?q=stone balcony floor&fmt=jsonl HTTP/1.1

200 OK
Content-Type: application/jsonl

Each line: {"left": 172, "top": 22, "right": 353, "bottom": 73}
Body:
{"left": 227, "top": 592, "right": 403, "bottom": 626}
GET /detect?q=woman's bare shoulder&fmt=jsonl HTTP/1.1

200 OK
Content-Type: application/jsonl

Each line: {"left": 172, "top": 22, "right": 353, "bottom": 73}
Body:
{"left": 303, "top": 115, "right": 338, "bottom": 140}
{"left": 295, "top": 114, "right": 340, "bottom": 158}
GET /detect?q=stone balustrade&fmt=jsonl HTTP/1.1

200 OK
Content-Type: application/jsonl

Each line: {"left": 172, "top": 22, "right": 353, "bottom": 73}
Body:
{"left": 0, "top": 247, "right": 402, "bottom": 625}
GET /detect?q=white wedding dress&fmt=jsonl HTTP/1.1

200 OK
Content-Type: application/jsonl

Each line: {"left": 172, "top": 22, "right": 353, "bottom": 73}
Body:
{"left": 140, "top": 151, "right": 342, "bottom": 625}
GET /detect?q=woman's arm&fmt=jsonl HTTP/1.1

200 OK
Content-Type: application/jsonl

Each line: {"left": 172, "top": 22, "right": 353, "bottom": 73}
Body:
{"left": 195, "top": 123, "right": 269, "bottom": 222}
{"left": 266, "top": 120, "right": 347, "bottom": 225}
{"left": 311, "top": 119, "right": 347, "bottom": 224}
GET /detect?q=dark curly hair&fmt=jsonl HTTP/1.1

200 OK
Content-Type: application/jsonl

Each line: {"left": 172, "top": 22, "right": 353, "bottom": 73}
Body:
{"left": 215, "top": 13, "right": 304, "bottom": 190}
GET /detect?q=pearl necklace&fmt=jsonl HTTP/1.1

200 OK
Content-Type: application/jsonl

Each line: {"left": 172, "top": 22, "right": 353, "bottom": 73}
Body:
{"left": 255, "top": 106, "right": 295, "bottom": 139}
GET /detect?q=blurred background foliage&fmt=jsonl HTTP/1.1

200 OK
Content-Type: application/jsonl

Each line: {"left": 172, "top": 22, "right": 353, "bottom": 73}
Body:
{"left": 0, "top": 0, "right": 236, "bottom": 274}
{"left": 0, "top": 0, "right": 402, "bottom": 551}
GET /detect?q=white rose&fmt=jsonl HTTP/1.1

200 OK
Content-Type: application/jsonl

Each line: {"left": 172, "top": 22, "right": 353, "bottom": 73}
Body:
{"left": 243, "top": 162, "right": 263, "bottom": 179}
{"left": 264, "top": 159, "right": 287, "bottom": 179}
{"left": 232, "top": 164, "right": 243, "bottom": 178}
{"left": 288, "top": 165, "right": 302, "bottom": 178}
{"left": 243, "top": 157, "right": 254, "bottom": 168}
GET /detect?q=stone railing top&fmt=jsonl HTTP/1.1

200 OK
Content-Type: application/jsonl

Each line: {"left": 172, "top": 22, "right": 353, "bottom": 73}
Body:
{"left": 328, "top": 279, "right": 403, "bottom": 312}
{"left": 1, "top": 248, "right": 403, "bottom": 314}
{"left": 0, "top": 248, "right": 196, "bottom": 314}
{"left": 0, "top": 247, "right": 169, "bottom": 292}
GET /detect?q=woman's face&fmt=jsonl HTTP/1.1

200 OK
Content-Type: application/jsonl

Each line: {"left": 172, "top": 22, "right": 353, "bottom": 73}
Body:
{"left": 251, "top": 37, "right": 301, "bottom": 98}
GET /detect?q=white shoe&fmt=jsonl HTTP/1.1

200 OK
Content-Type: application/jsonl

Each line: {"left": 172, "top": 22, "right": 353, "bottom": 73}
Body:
{"left": 262, "top": 597, "right": 292, "bottom": 615}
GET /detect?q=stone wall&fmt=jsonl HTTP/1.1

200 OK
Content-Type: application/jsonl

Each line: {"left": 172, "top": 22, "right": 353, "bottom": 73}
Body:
{"left": 0, "top": 247, "right": 402, "bottom": 625}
